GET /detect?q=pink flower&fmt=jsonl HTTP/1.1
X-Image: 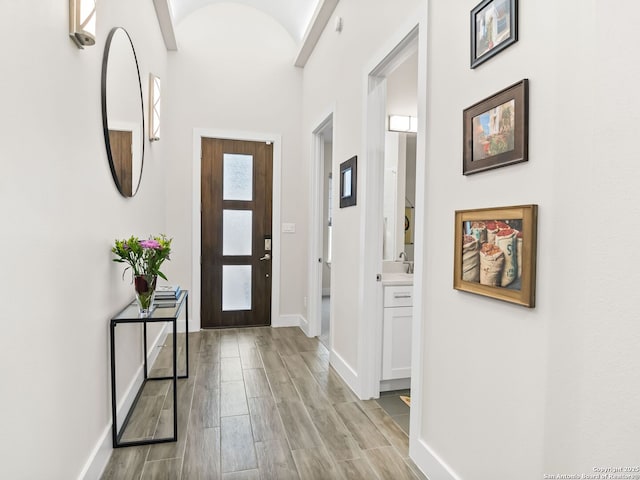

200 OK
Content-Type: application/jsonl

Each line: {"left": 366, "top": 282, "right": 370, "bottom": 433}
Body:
{"left": 139, "top": 239, "right": 161, "bottom": 249}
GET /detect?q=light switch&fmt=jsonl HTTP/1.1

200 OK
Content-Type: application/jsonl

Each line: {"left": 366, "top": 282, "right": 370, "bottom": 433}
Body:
{"left": 282, "top": 223, "right": 296, "bottom": 233}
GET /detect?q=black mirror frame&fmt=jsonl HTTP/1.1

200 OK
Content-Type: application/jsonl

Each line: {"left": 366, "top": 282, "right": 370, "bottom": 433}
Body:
{"left": 101, "top": 27, "right": 145, "bottom": 198}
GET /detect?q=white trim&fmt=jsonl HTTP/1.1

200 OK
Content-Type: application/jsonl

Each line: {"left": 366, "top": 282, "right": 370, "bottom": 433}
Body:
{"left": 152, "top": 0, "right": 178, "bottom": 51}
{"left": 273, "top": 314, "right": 303, "bottom": 328}
{"left": 329, "top": 348, "right": 358, "bottom": 392}
{"left": 359, "top": 19, "right": 421, "bottom": 401}
{"left": 407, "top": 5, "right": 433, "bottom": 480}
{"left": 308, "top": 127, "right": 325, "bottom": 338}
{"left": 380, "top": 377, "right": 411, "bottom": 392}
{"left": 79, "top": 325, "right": 169, "bottom": 480}
{"left": 410, "top": 439, "right": 461, "bottom": 480}
{"left": 177, "top": 318, "right": 187, "bottom": 333}
{"left": 309, "top": 108, "right": 335, "bottom": 340}
{"left": 298, "top": 314, "right": 310, "bottom": 334}
{"left": 192, "top": 128, "right": 282, "bottom": 332}
{"left": 294, "top": 0, "right": 340, "bottom": 67}
{"left": 79, "top": 423, "right": 111, "bottom": 480}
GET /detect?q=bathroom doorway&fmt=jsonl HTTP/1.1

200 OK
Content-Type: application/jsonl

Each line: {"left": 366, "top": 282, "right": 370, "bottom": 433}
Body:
{"left": 377, "top": 46, "right": 418, "bottom": 431}
{"left": 359, "top": 24, "right": 422, "bottom": 412}
{"left": 310, "top": 113, "right": 334, "bottom": 348}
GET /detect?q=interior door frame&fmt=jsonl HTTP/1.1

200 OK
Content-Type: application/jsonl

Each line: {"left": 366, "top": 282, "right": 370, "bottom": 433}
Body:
{"left": 192, "top": 128, "right": 282, "bottom": 331}
{"left": 360, "top": 26, "right": 419, "bottom": 399}
{"left": 359, "top": 12, "right": 434, "bottom": 475}
{"left": 308, "top": 109, "right": 335, "bottom": 339}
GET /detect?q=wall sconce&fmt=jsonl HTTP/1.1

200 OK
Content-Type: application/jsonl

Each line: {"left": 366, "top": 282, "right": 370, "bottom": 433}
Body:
{"left": 69, "top": 0, "right": 97, "bottom": 48}
{"left": 388, "top": 115, "right": 418, "bottom": 133}
{"left": 149, "top": 74, "right": 161, "bottom": 142}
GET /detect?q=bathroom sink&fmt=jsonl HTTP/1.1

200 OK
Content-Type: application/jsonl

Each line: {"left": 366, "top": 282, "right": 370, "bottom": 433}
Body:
{"left": 383, "top": 260, "right": 410, "bottom": 274}
{"left": 381, "top": 272, "right": 413, "bottom": 286}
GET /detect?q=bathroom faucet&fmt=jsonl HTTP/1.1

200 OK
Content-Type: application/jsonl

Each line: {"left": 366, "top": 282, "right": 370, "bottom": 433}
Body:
{"left": 398, "top": 252, "right": 413, "bottom": 273}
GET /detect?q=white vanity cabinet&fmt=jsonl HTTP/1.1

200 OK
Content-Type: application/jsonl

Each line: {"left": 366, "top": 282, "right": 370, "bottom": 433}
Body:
{"left": 381, "top": 284, "right": 413, "bottom": 381}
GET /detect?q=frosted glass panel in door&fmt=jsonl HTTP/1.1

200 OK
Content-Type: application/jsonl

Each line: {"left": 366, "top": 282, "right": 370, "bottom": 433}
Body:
{"left": 223, "top": 154, "right": 253, "bottom": 201}
{"left": 222, "top": 265, "right": 252, "bottom": 311}
{"left": 223, "top": 210, "right": 252, "bottom": 256}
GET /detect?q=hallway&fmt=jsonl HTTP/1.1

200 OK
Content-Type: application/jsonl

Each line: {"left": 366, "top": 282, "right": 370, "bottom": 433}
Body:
{"left": 101, "top": 327, "right": 425, "bottom": 479}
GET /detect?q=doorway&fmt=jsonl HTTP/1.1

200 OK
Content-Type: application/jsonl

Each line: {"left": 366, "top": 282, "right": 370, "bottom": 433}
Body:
{"left": 359, "top": 27, "right": 419, "bottom": 400}
{"left": 310, "top": 113, "right": 334, "bottom": 347}
{"left": 200, "top": 137, "right": 273, "bottom": 328}
{"left": 359, "top": 14, "right": 429, "bottom": 476}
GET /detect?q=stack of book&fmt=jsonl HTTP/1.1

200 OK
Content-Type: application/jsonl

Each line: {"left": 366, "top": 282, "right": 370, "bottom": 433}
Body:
{"left": 154, "top": 285, "right": 181, "bottom": 308}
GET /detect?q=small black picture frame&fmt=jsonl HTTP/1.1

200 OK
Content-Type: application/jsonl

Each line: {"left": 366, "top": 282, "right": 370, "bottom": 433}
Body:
{"left": 471, "top": 0, "right": 518, "bottom": 69}
{"left": 339, "top": 156, "right": 357, "bottom": 208}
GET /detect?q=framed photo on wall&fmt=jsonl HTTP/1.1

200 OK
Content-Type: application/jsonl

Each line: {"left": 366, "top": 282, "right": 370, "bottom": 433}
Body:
{"left": 463, "top": 79, "right": 528, "bottom": 175}
{"left": 339, "top": 156, "right": 357, "bottom": 208}
{"left": 471, "top": 0, "right": 518, "bottom": 68}
{"left": 453, "top": 204, "right": 537, "bottom": 307}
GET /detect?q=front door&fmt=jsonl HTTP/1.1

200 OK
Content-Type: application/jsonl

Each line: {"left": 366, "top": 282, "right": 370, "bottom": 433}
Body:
{"left": 201, "top": 138, "right": 273, "bottom": 328}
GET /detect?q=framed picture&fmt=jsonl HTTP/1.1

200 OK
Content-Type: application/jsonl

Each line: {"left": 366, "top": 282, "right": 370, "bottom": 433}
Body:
{"left": 339, "top": 156, "right": 357, "bottom": 208}
{"left": 463, "top": 79, "right": 528, "bottom": 175}
{"left": 471, "top": 0, "right": 518, "bottom": 68}
{"left": 453, "top": 204, "right": 537, "bottom": 307}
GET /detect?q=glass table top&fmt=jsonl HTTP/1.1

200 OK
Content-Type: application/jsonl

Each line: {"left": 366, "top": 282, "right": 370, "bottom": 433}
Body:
{"left": 112, "top": 290, "right": 188, "bottom": 322}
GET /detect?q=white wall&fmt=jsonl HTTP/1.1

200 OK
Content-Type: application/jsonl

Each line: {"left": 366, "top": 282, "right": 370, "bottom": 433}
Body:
{"left": 0, "top": 1, "right": 168, "bottom": 478}
{"left": 164, "top": 3, "right": 305, "bottom": 327}
{"left": 386, "top": 50, "right": 419, "bottom": 118}
{"left": 419, "top": 0, "right": 640, "bottom": 478}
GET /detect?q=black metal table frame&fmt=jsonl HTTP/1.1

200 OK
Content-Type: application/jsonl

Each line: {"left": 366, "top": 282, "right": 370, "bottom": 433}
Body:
{"left": 110, "top": 291, "right": 189, "bottom": 448}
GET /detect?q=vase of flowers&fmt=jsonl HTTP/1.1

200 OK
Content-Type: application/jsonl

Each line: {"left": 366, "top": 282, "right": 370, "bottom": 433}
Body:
{"left": 112, "top": 235, "right": 172, "bottom": 315}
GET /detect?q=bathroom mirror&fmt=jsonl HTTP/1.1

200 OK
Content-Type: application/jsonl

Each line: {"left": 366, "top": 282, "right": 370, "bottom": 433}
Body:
{"left": 384, "top": 49, "right": 419, "bottom": 262}
{"left": 383, "top": 132, "right": 417, "bottom": 261}
{"left": 101, "top": 27, "right": 144, "bottom": 197}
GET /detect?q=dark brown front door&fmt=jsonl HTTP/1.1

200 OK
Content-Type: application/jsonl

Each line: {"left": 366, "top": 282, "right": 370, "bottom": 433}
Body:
{"left": 201, "top": 138, "right": 273, "bottom": 328}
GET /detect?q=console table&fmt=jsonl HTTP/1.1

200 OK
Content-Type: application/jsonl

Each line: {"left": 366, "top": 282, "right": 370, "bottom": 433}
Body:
{"left": 110, "top": 290, "right": 189, "bottom": 448}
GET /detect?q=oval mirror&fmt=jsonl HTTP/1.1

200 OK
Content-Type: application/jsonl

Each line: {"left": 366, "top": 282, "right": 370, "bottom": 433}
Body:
{"left": 101, "top": 27, "right": 145, "bottom": 197}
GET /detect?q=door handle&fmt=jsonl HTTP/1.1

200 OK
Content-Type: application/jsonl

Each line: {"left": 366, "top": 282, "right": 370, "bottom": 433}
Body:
{"left": 260, "top": 253, "right": 271, "bottom": 261}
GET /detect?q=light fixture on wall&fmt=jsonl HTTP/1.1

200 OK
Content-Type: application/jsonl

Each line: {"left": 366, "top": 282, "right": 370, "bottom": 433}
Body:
{"left": 388, "top": 115, "right": 418, "bottom": 133}
{"left": 69, "top": 0, "right": 96, "bottom": 48}
{"left": 149, "top": 74, "right": 161, "bottom": 141}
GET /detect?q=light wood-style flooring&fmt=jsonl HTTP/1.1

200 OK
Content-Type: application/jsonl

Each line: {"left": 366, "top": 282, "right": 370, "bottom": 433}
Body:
{"left": 101, "top": 326, "right": 426, "bottom": 479}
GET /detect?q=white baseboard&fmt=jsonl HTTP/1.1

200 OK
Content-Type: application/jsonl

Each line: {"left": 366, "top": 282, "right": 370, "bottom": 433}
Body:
{"left": 78, "top": 423, "right": 111, "bottom": 480}
{"left": 298, "top": 314, "right": 310, "bottom": 336}
{"left": 178, "top": 318, "right": 188, "bottom": 333}
{"left": 329, "top": 349, "right": 359, "bottom": 395}
{"left": 410, "top": 437, "right": 461, "bottom": 480}
{"left": 78, "top": 325, "right": 169, "bottom": 480}
{"left": 272, "top": 314, "right": 303, "bottom": 328}
{"left": 380, "top": 377, "right": 411, "bottom": 392}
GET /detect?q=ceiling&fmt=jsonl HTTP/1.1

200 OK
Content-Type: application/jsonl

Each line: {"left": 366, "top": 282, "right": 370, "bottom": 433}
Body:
{"left": 169, "top": 0, "right": 320, "bottom": 42}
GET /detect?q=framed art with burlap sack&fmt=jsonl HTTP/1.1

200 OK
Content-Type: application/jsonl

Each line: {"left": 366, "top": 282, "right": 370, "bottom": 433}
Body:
{"left": 454, "top": 204, "right": 537, "bottom": 307}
